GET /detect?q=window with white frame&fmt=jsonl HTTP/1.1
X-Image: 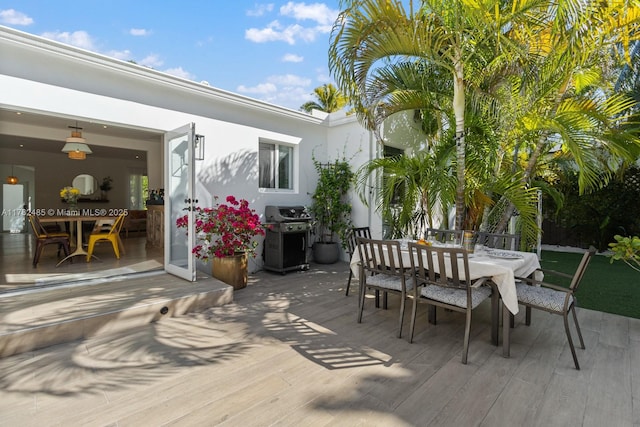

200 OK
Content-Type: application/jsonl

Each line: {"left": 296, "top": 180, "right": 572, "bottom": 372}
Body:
{"left": 128, "top": 170, "right": 148, "bottom": 209}
{"left": 259, "top": 141, "right": 293, "bottom": 190}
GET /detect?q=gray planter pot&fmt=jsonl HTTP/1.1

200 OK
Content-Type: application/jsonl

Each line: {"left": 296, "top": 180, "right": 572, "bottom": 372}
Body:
{"left": 312, "top": 242, "right": 340, "bottom": 264}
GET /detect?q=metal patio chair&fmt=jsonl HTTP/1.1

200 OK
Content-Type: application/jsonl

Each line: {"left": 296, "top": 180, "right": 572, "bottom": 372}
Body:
{"left": 356, "top": 237, "right": 413, "bottom": 338}
{"left": 476, "top": 231, "right": 521, "bottom": 251}
{"left": 512, "top": 247, "right": 596, "bottom": 369}
{"left": 407, "top": 242, "right": 496, "bottom": 364}
{"left": 425, "top": 228, "right": 463, "bottom": 244}
{"left": 345, "top": 226, "right": 371, "bottom": 296}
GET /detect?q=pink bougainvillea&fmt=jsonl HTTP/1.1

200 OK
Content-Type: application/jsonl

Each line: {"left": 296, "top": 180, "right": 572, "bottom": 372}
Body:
{"left": 176, "top": 195, "right": 265, "bottom": 260}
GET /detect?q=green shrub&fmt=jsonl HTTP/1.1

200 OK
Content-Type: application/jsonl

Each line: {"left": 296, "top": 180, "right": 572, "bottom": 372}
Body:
{"left": 609, "top": 235, "right": 640, "bottom": 273}
{"left": 543, "top": 167, "right": 640, "bottom": 250}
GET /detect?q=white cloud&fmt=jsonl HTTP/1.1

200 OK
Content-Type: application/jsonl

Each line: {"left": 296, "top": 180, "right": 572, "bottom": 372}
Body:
{"left": 139, "top": 54, "right": 164, "bottom": 68}
{"left": 237, "top": 74, "right": 313, "bottom": 109}
{"left": 264, "top": 86, "right": 313, "bottom": 109}
{"left": 245, "top": 2, "right": 338, "bottom": 45}
{"left": 280, "top": 2, "right": 338, "bottom": 26}
{"left": 108, "top": 49, "right": 133, "bottom": 61}
{"left": 315, "top": 68, "right": 331, "bottom": 83}
{"left": 163, "top": 66, "right": 194, "bottom": 80}
{"left": 246, "top": 3, "right": 274, "bottom": 17}
{"left": 245, "top": 20, "right": 318, "bottom": 44}
{"left": 237, "top": 82, "right": 278, "bottom": 95}
{"left": 37, "top": 26, "right": 193, "bottom": 82}
{"left": 0, "top": 9, "right": 33, "bottom": 25}
{"left": 196, "top": 36, "right": 214, "bottom": 47}
{"left": 129, "top": 28, "right": 151, "bottom": 36}
{"left": 268, "top": 74, "right": 311, "bottom": 86}
{"left": 41, "top": 30, "right": 95, "bottom": 50}
{"left": 282, "top": 53, "right": 304, "bottom": 63}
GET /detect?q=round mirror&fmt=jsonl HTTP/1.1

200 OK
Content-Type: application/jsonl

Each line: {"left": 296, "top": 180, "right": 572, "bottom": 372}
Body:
{"left": 72, "top": 174, "right": 98, "bottom": 196}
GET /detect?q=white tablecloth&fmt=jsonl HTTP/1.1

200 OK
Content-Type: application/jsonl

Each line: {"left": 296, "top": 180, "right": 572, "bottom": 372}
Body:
{"left": 350, "top": 245, "right": 541, "bottom": 315}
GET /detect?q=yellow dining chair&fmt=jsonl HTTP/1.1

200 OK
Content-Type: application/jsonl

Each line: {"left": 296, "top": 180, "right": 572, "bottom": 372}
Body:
{"left": 86, "top": 214, "right": 126, "bottom": 261}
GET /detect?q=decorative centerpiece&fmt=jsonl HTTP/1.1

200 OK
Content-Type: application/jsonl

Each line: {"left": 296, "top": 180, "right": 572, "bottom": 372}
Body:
{"left": 60, "top": 186, "right": 81, "bottom": 213}
{"left": 176, "top": 195, "right": 265, "bottom": 289}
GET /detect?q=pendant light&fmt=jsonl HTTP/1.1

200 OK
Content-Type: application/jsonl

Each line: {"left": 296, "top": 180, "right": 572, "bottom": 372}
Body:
{"left": 61, "top": 122, "right": 92, "bottom": 160}
{"left": 6, "top": 165, "right": 18, "bottom": 185}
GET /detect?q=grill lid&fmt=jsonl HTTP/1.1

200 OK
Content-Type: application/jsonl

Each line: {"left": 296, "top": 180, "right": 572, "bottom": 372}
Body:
{"left": 265, "top": 205, "right": 311, "bottom": 222}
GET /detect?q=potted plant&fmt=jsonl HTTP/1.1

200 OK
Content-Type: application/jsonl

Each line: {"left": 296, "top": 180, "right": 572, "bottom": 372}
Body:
{"left": 176, "top": 195, "right": 265, "bottom": 289}
{"left": 99, "top": 176, "right": 113, "bottom": 200}
{"left": 308, "top": 156, "right": 354, "bottom": 264}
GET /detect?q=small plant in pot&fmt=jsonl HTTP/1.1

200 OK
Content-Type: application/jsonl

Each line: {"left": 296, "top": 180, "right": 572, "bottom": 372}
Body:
{"left": 99, "top": 176, "right": 113, "bottom": 200}
{"left": 308, "top": 156, "right": 354, "bottom": 264}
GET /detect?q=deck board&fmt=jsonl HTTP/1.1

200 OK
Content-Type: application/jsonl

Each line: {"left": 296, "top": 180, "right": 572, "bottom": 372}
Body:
{"left": 0, "top": 259, "right": 637, "bottom": 426}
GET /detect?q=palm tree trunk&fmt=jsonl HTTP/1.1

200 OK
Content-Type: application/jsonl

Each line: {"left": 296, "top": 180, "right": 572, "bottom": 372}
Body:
{"left": 494, "top": 78, "right": 571, "bottom": 233}
{"left": 453, "top": 59, "right": 466, "bottom": 231}
{"left": 493, "top": 134, "right": 546, "bottom": 233}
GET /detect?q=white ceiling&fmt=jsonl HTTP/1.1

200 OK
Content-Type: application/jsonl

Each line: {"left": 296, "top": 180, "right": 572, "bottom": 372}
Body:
{"left": 0, "top": 108, "right": 162, "bottom": 161}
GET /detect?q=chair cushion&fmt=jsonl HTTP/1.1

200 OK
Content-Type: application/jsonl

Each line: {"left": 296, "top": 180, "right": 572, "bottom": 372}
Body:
{"left": 367, "top": 274, "right": 413, "bottom": 292}
{"left": 422, "top": 284, "right": 491, "bottom": 309}
{"left": 516, "top": 283, "right": 573, "bottom": 312}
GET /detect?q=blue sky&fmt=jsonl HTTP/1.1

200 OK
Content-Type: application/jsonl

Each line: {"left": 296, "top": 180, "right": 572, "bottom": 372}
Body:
{"left": 0, "top": 1, "right": 342, "bottom": 110}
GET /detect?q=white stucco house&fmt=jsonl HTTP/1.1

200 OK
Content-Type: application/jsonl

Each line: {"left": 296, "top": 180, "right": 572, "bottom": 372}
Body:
{"left": 0, "top": 25, "right": 416, "bottom": 280}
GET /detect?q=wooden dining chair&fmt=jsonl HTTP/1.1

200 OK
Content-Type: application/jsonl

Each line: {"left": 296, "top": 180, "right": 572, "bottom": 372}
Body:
{"left": 345, "top": 226, "right": 371, "bottom": 296}
{"left": 356, "top": 237, "right": 413, "bottom": 338}
{"left": 425, "top": 227, "right": 463, "bottom": 244}
{"left": 476, "top": 231, "right": 520, "bottom": 251}
{"left": 86, "top": 213, "right": 126, "bottom": 261}
{"left": 407, "top": 242, "right": 496, "bottom": 364}
{"left": 512, "top": 247, "right": 596, "bottom": 369}
{"left": 27, "top": 214, "right": 71, "bottom": 267}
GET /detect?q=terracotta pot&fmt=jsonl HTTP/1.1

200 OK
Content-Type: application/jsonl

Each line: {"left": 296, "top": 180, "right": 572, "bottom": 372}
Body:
{"left": 212, "top": 252, "right": 248, "bottom": 290}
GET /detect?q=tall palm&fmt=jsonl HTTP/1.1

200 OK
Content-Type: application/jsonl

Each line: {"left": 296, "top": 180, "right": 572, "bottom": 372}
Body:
{"left": 615, "top": 40, "right": 640, "bottom": 135}
{"left": 300, "top": 83, "right": 347, "bottom": 113}
{"left": 330, "top": 0, "right": 542, "bottom": 230}
{"left": 355, "top": 143, "right": 457, "bottom": 238}
{"left": 492, "top": 0, "right": 640, "bottom": 233}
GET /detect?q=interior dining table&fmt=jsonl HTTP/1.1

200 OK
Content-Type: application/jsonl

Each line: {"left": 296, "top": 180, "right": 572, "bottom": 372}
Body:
{"left": 39, "top": 214, "right": 123, "bottom": 266}
{"left": 349, "top": 240, "right": 542, "bottom": 355}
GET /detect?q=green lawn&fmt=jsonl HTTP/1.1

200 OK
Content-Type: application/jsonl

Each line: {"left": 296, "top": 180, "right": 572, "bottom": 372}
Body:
{"left": 539, "top": 250, "right": 640, "bottom": 319}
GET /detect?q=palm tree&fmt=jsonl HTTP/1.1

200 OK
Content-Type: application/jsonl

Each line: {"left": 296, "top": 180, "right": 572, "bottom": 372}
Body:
{"left": 355, "top": 144, "right": 457, "bottom": 238}
{"left": 300, "top": 83, "right": 347, "bottom": 113}
{"left": 331, "top": 0, "right": 640, "bottom": 238}
{"left": 330, "top": 0, "right": 543, "bottom": 230}
{"left": 491, "top": 1, "right": 640, "bottom": 233}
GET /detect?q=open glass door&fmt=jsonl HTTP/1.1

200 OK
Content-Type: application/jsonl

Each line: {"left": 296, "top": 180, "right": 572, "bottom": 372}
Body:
{"left": 164, "top": 123, "right": 197, "bottom": 281}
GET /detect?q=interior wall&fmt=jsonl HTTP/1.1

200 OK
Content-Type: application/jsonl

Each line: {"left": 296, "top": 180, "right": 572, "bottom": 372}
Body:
{"left": 0, "top": 148, "right": 147, "bottom": 218}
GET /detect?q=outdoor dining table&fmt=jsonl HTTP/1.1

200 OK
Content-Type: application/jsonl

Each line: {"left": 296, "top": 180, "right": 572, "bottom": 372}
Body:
{"left": 349, "top": 240, "right": 542, "bottom": 353}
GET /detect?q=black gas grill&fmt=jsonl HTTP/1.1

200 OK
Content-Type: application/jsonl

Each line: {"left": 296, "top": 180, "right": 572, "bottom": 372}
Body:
{"left": 263, "top": 205, "right": 311, "bottom": 273}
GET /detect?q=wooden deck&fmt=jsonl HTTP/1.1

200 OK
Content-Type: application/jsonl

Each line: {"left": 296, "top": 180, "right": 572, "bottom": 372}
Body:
{"left": 1, "top": 259, "right": 638, "bottom": 426}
